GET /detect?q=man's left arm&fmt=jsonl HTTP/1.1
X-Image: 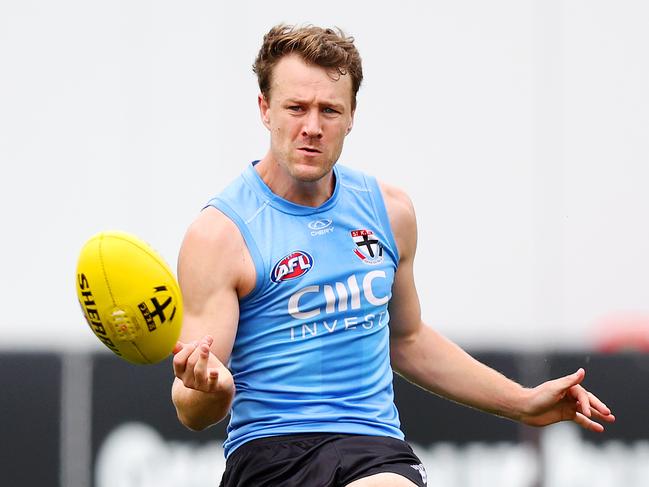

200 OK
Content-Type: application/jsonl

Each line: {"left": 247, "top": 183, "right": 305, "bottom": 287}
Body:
{"left": 380, "top": 181, "right": 615, "bottom": 432}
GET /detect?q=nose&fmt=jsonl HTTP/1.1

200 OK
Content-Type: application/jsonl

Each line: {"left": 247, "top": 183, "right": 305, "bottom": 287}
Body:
{"left": 301, "top": 110, "right": 323, "bottom": 139}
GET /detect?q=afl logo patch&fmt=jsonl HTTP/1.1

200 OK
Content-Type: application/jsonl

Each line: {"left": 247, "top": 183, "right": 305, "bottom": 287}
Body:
{"left": 271, "top": 251, "right": 314, "bottom": 283}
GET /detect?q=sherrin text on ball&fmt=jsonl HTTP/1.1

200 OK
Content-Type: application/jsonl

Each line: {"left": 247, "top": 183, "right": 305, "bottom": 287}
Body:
{"left": 76, "top": 231, "right": 183, "bottom": 364}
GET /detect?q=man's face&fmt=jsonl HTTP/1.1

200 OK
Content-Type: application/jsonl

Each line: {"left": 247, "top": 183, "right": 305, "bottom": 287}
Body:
{"left": 259, "top": 54, "right": 355, "bottom": 183}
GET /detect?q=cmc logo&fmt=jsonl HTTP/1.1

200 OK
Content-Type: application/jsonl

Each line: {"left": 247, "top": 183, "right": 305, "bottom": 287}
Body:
{"left": 288, "top": 270, "right": 389, "bottom": 320}
{"left": 271, "top": 251, "right": 314, "bottom": 283}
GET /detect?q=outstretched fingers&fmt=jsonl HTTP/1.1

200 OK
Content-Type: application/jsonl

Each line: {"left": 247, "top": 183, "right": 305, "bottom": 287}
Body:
{"left": 573, "top": 411, "right": 605, "bottom": 433}
{"left": 585, "top": 390, "right": 612, "bottom": 417}
{"left": 569, "top": 386, "right": 615, "bottom": 431}
{"left": 172, "top": 340, "right": 198, "bottom": 376}
{"left": 194, "top": 338, "right": 220, "bottom": 391}
{"left": 570, "top": 384, "right": 593, "bottom": 417}
{"left": 527, "top": 368, "right": 615, "bottom": 432}
{"left": 569, "top": 384, "right": 614, "bottom": 420}
{"left": 172, "top": 335, "right": 218, "bottom": 392}
{"left": 193, "top": 342, "right": 210, "bottom": 387}
{"left": 206, "top": 367, "right": 220, "bottom": 391}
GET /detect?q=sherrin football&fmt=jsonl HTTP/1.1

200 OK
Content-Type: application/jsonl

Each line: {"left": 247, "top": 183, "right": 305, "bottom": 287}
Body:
{"left": 76, "top": 231, "right": 183, "bottom": 364}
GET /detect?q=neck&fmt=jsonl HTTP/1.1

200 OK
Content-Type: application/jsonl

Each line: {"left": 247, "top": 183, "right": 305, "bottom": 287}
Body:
{"left": 255, "top": 155, "right": 335, "bottom": 207}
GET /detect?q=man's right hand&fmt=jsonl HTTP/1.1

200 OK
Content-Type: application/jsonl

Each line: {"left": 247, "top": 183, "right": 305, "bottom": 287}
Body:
{"left": 171, "top": 335, "right": 235, "bottom": 430}
{"left": 173, "top": 335, "right": 234, "bottom": 395}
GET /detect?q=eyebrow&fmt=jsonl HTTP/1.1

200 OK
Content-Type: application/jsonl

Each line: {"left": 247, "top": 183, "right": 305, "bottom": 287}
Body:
{"left": 285, "top": 98, "right": 346, "bottom": 111}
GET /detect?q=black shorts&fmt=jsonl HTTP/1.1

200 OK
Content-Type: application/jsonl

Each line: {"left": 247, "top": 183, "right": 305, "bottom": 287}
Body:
{"left": 219, "top": 433, "right": 427, "bottom": 487}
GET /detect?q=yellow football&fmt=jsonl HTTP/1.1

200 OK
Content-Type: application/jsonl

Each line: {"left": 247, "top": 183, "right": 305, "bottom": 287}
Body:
{"left": 76, "top": 231, "right": 183, "bottom": 364}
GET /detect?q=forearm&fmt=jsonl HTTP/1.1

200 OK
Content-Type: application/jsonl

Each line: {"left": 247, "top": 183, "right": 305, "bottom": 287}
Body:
{"left": 390, "top": 323, "right": 529, "bottom": 421}
{"left": 171, "top": 378, "right": 233, "bottom": 430}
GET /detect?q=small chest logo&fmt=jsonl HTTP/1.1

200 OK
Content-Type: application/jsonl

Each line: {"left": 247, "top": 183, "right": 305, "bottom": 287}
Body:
{"left": 308, "top": 219, "right": 332, "bottom": 231}
{"left": 308, "top": 218, "right": 334, "bottom": 236}
{"left": 351, "top": 229, "right": 384, "bottom": 265}
{"left": 271, "top": 251, "right": 314, "bottom": 283}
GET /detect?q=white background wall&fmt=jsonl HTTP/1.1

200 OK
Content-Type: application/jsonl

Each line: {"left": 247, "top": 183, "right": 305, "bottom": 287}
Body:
{"left": 1, "top": 0, "right": 647, "bottom": 351}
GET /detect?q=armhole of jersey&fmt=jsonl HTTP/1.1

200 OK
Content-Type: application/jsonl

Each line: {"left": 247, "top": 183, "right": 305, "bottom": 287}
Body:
{"left": 205, "top": 198, "right": 266, "bottom": 303}
{"left": 364, "top": 175, "right": 400, "bottom": 266}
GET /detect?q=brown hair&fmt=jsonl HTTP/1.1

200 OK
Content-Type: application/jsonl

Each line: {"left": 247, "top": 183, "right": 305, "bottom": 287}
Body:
{"left": 253, "top": 24, "right": 363, "bottom": 110}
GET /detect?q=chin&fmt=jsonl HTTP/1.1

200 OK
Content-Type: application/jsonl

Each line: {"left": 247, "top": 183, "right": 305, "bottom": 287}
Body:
{"left": 289, "top": 161, "right": 334, "bottom": 183}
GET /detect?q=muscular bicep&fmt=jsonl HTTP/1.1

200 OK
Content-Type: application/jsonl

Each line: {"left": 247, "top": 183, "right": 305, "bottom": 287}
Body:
{"left": 388, "top": 249, "right": 423, "bottom": 340}
{"left": 379, "top": 181, "right": 423, "bottom": 340}
{"left": 177, "top": 207, "right": 255, "bottom": 364}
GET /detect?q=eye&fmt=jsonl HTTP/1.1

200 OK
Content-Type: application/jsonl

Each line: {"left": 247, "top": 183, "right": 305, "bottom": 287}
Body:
{"left": 287, "top": 105, "right": 303, "bottom": 112}
{"left": 322, "top": 107, "right": 339, "bottom": 114}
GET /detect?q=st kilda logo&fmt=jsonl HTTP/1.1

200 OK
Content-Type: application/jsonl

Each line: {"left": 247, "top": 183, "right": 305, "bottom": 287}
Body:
{"left": 271, "top": 251, "right": 314, "bottom": 283}
{"left": 138, "top": 285, "right": 178, "bottom": 332}
{"left": 351, "top": 229, "right": 384, "bottom": 265}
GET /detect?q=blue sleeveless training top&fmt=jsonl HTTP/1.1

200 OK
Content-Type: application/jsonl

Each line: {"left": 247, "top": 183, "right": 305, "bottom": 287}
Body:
{"left": 208, "top": 162, "right": 404, "bottom": 457}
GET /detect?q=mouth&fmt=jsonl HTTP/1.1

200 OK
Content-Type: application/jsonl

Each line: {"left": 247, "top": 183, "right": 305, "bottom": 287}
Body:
{"left": 298, "top": 146, "right": 322, "bottom": 154}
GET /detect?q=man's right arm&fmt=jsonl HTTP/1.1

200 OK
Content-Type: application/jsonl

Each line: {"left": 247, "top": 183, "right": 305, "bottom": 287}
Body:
{"left": 171, "top": 206, "right": 255, "bottom": 430}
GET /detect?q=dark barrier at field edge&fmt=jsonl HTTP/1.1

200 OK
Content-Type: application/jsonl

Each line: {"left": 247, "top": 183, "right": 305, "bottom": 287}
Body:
{"left": 2, "top": 351, "right": 648, "bottom": 486}
{"left": 0, "top": 353, "right": 62, "bottom": 486}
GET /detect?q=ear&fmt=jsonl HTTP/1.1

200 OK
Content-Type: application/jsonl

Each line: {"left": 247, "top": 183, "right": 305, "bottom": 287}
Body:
{"left": 345, "top": 109, "right": 355, "bottom": 135}
{"left": 258, "top": 93, "right": 271, "bottom": 130}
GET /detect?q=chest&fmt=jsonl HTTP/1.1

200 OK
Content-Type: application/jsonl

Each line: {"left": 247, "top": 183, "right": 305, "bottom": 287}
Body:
{"left": 244, "top": 208, "right": 397, "bottom": 322}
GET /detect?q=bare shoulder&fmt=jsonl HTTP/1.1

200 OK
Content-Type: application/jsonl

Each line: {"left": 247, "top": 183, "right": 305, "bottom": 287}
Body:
{"left": 179, "top": 206, "right": 255, "bottom": 300}
{"left": 377, "top": 180, "right": 418, "bottom": 260}
{"left": 182, "top": 206, "right": 242, "bottom": 253}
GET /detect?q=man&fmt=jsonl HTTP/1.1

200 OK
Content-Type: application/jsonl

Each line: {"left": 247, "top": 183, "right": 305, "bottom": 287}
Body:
{"left": 171, "top": 24, "right": 614, "bottom": 487}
